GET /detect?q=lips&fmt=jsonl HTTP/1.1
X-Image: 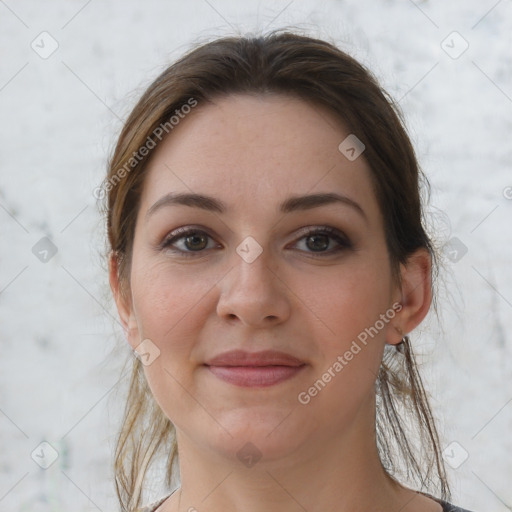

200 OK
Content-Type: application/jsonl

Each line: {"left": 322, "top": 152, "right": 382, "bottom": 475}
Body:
{"left": 204, "top": 350, "right": 306, "bottom": 387}
{"left": 204, "top": 349, "right": 305, "bottom": 367}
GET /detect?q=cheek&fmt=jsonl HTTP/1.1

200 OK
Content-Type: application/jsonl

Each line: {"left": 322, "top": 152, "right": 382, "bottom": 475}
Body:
{"left": 295, "top": 258, "right": 392, "bottom": 397}
{"left": 130, "top": 261, "right": 218, "bottom": 428}
{"left": 298, "top": 257, "right": 393, "bottom": 341}
{"left": 128, "top": 257, "right": 220, "bottom": 398}
{"left": 130, "top": 257, "right": 219, "bottom": 344}
{"left": 294, "top": 274, "right": 389, "bottom": 429}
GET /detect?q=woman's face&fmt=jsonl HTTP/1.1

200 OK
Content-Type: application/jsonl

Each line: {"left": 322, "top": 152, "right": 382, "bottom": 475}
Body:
{"left": 116, "top": 94, "right": 405, "bottom": 464}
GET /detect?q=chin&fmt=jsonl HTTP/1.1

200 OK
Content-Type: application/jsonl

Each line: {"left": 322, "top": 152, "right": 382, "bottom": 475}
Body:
{"left": 207, "top": 409, "right": 311, "bottom": 465}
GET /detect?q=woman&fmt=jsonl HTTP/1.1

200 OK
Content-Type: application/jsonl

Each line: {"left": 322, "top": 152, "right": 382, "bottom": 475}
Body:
{"left": 103, "top": 31, "right": 475, "bottom": 512}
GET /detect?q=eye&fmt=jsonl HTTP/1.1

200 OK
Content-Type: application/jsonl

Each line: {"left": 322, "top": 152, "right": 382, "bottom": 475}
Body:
{"left": 159, "top": 225, "right": 352, "bottom": 257}
{"left": 292, "top": 226, "right": 352, "bottom": 255}
{"left": 160, "top": 227, "right": 219, "bottom": 255}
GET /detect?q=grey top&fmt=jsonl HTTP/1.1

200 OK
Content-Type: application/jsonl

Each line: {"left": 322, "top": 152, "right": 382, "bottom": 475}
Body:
{"left": 139, "top": 491, "right": 475, "bottom": 512}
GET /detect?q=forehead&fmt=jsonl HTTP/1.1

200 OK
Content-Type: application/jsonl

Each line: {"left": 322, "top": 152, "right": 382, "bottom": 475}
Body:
{"left": 141, "top": 94, "right": 379, "bottom": 220}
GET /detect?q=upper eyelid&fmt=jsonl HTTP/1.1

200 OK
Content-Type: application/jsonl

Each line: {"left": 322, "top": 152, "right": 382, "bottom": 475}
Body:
{"left": 291, "top": 225, "right": 347, "bottom": 238}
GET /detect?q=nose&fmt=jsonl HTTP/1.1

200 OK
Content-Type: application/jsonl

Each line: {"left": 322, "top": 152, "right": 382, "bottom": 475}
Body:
{"left": 216, "top": 253, "right": 291, "bottom": 328}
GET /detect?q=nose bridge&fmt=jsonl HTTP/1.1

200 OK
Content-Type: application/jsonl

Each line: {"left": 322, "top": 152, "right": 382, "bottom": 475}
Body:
{"left": 237, "top": 253, "right": 274, "bottom": 291}
{"left": 217, "top": 249, "right": 290, "bottom": 326}
{"left": 231, "top": 251, "right": 277, "bottom": 301}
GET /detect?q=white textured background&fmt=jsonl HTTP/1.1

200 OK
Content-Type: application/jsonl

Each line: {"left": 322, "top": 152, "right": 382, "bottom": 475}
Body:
{"left": 1, "top": 1, "right": 511, "bottom": 511}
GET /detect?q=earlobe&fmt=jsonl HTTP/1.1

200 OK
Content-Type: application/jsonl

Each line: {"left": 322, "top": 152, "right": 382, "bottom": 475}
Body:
{"left": 389, "top": 248, "right": 432, "bottom": 345}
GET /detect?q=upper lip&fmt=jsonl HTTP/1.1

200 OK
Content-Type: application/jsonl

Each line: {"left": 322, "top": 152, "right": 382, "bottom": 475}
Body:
{"left": 204, "top": 350, "right": 305, "bottom": 367}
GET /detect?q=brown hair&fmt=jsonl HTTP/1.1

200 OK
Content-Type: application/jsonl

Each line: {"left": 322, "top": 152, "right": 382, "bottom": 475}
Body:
{"left": 101, "top": 30, "right": 449, "bottom": 511}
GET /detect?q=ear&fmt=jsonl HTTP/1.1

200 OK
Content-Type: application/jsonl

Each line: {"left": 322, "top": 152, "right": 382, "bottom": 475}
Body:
{"left": 388, "top": 248, "right": 432, "bottom": 345}
{"left": 109, "top": 251, "right": 140, "bottom": 349}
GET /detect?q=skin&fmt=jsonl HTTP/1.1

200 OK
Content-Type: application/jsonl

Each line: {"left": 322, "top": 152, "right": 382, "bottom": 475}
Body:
{"left": 110, "top": 94, "right": 440, "bottom": 512}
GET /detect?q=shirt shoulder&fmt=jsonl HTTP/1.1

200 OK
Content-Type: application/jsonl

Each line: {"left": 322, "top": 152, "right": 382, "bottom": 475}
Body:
{"left": 439, "top": 499, "right": 476, "bottom": 512}
{"left": 418, "top": 491, "right": 475, "bottom": 512}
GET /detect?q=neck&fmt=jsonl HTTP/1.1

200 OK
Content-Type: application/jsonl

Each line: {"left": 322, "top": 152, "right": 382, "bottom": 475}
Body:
{"left": 169, "top": 396, "right": 412, "bottom": 512}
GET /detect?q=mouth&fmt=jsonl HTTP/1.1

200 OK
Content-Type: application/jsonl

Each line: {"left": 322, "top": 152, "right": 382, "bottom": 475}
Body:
{"left": 204, "top": 349, "right": 307, "bottom": 387}
{"left": 205, "top": 365, "right": 306, "bottom": 387}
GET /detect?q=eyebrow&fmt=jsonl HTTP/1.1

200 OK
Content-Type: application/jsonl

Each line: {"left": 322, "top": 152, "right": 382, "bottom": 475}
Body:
{"left": 145, "top": 191, "right": 367, "bottom": 222}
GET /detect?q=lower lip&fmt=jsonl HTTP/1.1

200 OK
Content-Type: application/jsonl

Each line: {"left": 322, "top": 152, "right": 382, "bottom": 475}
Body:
{"left": 206, "top": 365, "right": 305, "bottom": 387}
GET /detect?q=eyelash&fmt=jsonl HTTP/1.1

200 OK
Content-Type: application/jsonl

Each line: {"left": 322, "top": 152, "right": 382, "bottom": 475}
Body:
{"left": 160, "top": 225, "right": 353, "bottom": 258}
